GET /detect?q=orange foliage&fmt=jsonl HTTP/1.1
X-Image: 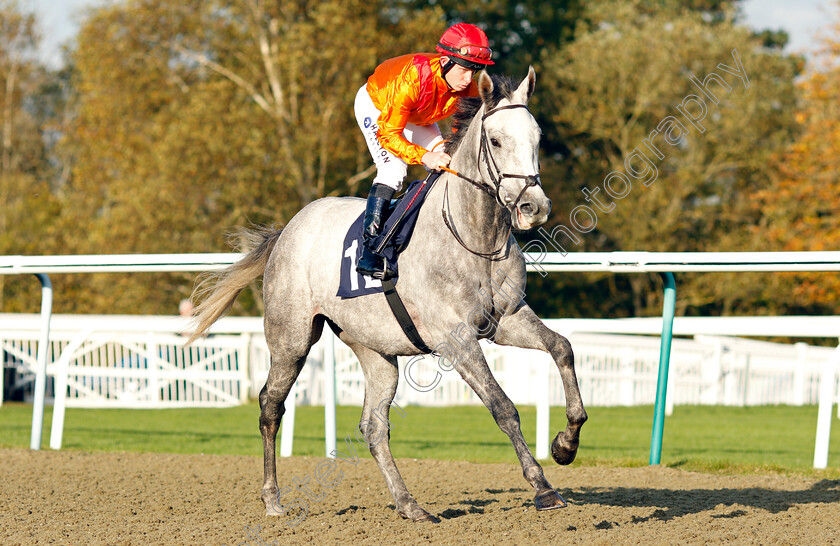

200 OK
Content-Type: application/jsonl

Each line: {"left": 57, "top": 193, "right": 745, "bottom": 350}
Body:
{"left": 754, "top": 10, "right": 840, "bottom": 309}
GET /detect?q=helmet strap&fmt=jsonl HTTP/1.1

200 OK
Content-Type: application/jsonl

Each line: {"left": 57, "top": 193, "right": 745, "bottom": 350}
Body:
{"left": 440, "top": 57, "right": 457, "bottom": 88}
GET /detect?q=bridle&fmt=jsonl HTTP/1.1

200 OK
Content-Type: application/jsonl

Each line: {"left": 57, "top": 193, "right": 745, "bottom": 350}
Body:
{"left": 440, "top": 103, "right": 542, "bottom": 260}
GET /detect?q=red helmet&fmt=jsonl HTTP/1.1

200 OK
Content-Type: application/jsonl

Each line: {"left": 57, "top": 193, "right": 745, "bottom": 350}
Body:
{"left": 436, "top": 23, "right": 494, "bottom": 71}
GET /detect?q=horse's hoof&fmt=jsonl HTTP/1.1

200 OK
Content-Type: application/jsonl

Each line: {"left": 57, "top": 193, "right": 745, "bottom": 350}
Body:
{"left": 551, "top": 431, "right": 579, "bottom": 465}
{"left": 264, "top": 497, "right": 285, "bottom": 516}
{"left": 414, "top": 511, "right": 441, "bottom": 523}
{"left": 399, "top": 507, "right": 440, "bottom": 523}
{"left": 262, "top": 491, "right": 282, "bottom": 516}
{"left": 534, "top": 489, "right": 567, "bottom": 511}
{"left": 265, "top": 504, "right": 283, "bottom": 516}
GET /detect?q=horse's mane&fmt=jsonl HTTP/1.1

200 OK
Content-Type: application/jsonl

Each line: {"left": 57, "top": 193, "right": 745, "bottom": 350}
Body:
{"left": 444, "top": 74, "right": 520, "bottom": 155}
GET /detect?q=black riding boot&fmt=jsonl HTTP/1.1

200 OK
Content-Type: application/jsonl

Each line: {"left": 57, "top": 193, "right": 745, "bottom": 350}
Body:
{"left": 356, "top": 184, "right": 395, "bottom": 279}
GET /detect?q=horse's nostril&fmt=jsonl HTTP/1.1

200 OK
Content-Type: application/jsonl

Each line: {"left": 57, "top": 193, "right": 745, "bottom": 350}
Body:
{"left": 519, "top": 202, "right": 537, "bottom": 216}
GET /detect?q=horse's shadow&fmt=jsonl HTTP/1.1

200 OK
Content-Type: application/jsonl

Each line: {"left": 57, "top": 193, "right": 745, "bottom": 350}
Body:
{"left": 378, "top": 488, "right": 527, "bottom": 520}
{"left": 364, "top": 479, "right": 839, "bottom": 522}
{"left": 563, "top": 478, "right": 840, "bottom": 522}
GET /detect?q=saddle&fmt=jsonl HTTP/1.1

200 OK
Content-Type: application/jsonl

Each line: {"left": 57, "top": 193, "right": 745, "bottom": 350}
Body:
{"left": 337, "top": 173, "right": 440, "bottom": 299}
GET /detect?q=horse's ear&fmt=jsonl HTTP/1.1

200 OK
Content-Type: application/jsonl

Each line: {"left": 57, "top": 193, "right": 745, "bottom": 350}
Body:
{"left": 515, "top": 65, "right": 536, "bottom": 103}
{"left": 478, "top": 71, "right": 494, "bottom": 103}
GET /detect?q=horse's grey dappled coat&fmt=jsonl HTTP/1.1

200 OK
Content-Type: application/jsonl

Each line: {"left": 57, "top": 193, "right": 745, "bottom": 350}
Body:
{"left": 189, "top": 68, "right": 588, "bottom": 523}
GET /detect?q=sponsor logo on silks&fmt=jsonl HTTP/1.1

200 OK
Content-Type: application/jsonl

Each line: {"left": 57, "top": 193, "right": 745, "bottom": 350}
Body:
{"left": 364, "top": 117, "right": 372, "bottom": 128}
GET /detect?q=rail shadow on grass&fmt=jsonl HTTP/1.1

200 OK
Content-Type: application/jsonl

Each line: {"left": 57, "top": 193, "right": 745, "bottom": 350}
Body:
{"left": 566, "top": 479, "right": 840, "bottom": 523}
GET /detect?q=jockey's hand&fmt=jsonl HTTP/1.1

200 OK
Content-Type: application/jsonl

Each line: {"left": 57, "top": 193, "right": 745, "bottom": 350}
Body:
{"left": 421, "top": 151, "right": 451, "bottom": 171}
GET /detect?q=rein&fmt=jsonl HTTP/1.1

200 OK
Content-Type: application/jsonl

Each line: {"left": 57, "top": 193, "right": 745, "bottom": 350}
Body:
{"left": 441, "top": 179, "right": 512, "bottom": 260}
{"left": 439, "top": 103, "right": 542, "bottom": 260}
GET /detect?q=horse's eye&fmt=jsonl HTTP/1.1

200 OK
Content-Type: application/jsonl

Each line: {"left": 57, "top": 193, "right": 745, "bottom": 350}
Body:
{"left": 490, "top": 138, "right": 501, "bottom": 148}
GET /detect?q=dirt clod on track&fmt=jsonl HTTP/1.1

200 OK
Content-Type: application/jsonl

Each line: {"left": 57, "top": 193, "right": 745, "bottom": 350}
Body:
{"left": 2, "top": 448, "right": 838, "bottom": 545}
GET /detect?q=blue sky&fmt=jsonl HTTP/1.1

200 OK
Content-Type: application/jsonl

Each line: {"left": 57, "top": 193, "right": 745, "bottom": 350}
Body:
{"left": 740, "top": 0, "right": 835, "bottom": 53}
{"left": 27, "top": 0, "right": 106, "bottom": 68}
{"left": 26, "top": 0, "right": 838, "bottom": 68}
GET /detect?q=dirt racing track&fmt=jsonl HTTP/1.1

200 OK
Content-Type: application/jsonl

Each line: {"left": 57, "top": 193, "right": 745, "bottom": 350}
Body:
{"left": 2, "top": 448, "right": 839, "bottom": 545}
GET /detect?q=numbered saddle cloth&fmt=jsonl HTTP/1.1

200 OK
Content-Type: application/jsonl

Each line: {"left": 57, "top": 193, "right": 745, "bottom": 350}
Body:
{"left": 337, "top": 174, "right": 438, "bottom": 299}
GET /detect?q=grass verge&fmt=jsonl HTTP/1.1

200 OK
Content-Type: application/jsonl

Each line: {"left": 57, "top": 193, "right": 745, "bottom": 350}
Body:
{"left": 1, "top": 402, "right": 837, "bottom": 478}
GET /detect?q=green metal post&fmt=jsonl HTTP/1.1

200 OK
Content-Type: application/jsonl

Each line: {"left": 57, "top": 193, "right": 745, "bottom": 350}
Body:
{"left": 650, "top": 272, "right": 676, "bottom": 465}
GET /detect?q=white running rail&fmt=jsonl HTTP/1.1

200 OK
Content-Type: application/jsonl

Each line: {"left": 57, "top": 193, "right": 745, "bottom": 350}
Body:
{"left": 1, "top": 252, "right": 838, "bottom": 468}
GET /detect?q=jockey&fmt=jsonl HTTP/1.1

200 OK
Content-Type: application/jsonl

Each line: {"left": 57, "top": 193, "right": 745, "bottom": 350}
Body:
{"left": 354, "top": 23, "right": 494, "bottom": 279}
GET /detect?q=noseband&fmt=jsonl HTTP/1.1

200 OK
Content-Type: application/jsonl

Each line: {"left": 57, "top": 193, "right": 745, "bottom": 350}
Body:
{"left": 441, "top": 103, "right": 542, "bottom": 259}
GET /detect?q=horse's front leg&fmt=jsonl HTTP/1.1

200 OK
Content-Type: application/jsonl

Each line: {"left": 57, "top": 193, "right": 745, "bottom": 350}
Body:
{"left": 494, "top": 303, "right": 588, "bottom": 466}
{"left": 452, "top": 343, "right": 566, "bottom": 511}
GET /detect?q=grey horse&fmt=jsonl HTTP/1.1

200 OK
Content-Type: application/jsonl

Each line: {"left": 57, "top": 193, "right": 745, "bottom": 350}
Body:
{"left": 188, "top": 68, "right": 587, "bottom": 523}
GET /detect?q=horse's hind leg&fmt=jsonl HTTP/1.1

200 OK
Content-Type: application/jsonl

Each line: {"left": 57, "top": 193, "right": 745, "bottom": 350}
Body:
{"left": 346, "top": 341, "right": 439, "bottom": 523}
{"left": 259, "top": 314, "right": 324, "bottom": 515}
{"left": 258, "top": 356, "right": 305, "bottom": 515}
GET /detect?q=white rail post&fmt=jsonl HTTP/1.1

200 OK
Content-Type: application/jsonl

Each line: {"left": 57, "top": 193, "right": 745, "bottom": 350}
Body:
{"left": 29, "top": 274, "right": 53, "bottom": 450}
{"left": 813, "top": 341, "right": 839, "bottom": 469}
{"left": 324, "top": 330, "right": 337, "bottom": 458}
{"left": 50, "top": 329, "right": 94, "bottom": 450}
{"left": 536, "top": 350, "right": 550, "bottom": 460}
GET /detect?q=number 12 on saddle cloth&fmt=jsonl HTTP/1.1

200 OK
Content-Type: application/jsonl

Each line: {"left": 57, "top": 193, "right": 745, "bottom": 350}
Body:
{"left": 337, "top": 174, "right": 439, "bottom": 298}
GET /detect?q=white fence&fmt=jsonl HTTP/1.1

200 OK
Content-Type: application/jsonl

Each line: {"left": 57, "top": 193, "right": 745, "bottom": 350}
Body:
{"left": 3, "top": 313, "right": 837, "bottom": 411}
{"left": 2, "top": 316, "right": 255, "bottom": 408}
{"left": 4, "top": 251, "right": 840, "bottom": 468}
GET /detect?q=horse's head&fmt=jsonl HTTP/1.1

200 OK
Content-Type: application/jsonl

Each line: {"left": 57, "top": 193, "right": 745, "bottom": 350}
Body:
{"left": 474, "top": 67, "right": 551, "bottom": 230}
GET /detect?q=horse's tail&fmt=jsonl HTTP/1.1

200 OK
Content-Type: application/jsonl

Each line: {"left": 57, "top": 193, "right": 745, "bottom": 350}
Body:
{"left": 185, "top": 226, "right": 283, "bottom": 345}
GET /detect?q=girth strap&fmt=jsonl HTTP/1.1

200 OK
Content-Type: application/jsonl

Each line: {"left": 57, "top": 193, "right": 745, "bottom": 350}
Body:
{"left": 381, "top": 277, "right": 435, "bottom": 354}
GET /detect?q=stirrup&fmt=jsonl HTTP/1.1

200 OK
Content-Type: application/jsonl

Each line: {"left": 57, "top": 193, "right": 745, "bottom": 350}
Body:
{"left": 356, "top": 263, "right": 395, "bottom": 281}
{"left": 374, "top": 263, "right": 396, "bottom": 281}
{"left": 356, "top": 247, "right": 385, "bottom": 278}
{"left": 356, "top": 250, "right": 394, "bottom": 280}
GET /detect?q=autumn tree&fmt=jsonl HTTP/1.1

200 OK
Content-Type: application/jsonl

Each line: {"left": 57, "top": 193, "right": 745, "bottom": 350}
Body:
{"left": 394, "top": 0, "right": 585, "bottom": 76}
{"left": 53, "top": 0, "right": 445, "bottom": 314}
{"left": 1, "top": 0, "right": 812, "bottom": 320}
{"left": 0, "top": 1, "right": 62, "bottom": 312}
{"left": 749, "top": 4, "right": 840, "bottom": 315}
{"left": 528, "top": 0, "right": 800, "bottom": 318}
